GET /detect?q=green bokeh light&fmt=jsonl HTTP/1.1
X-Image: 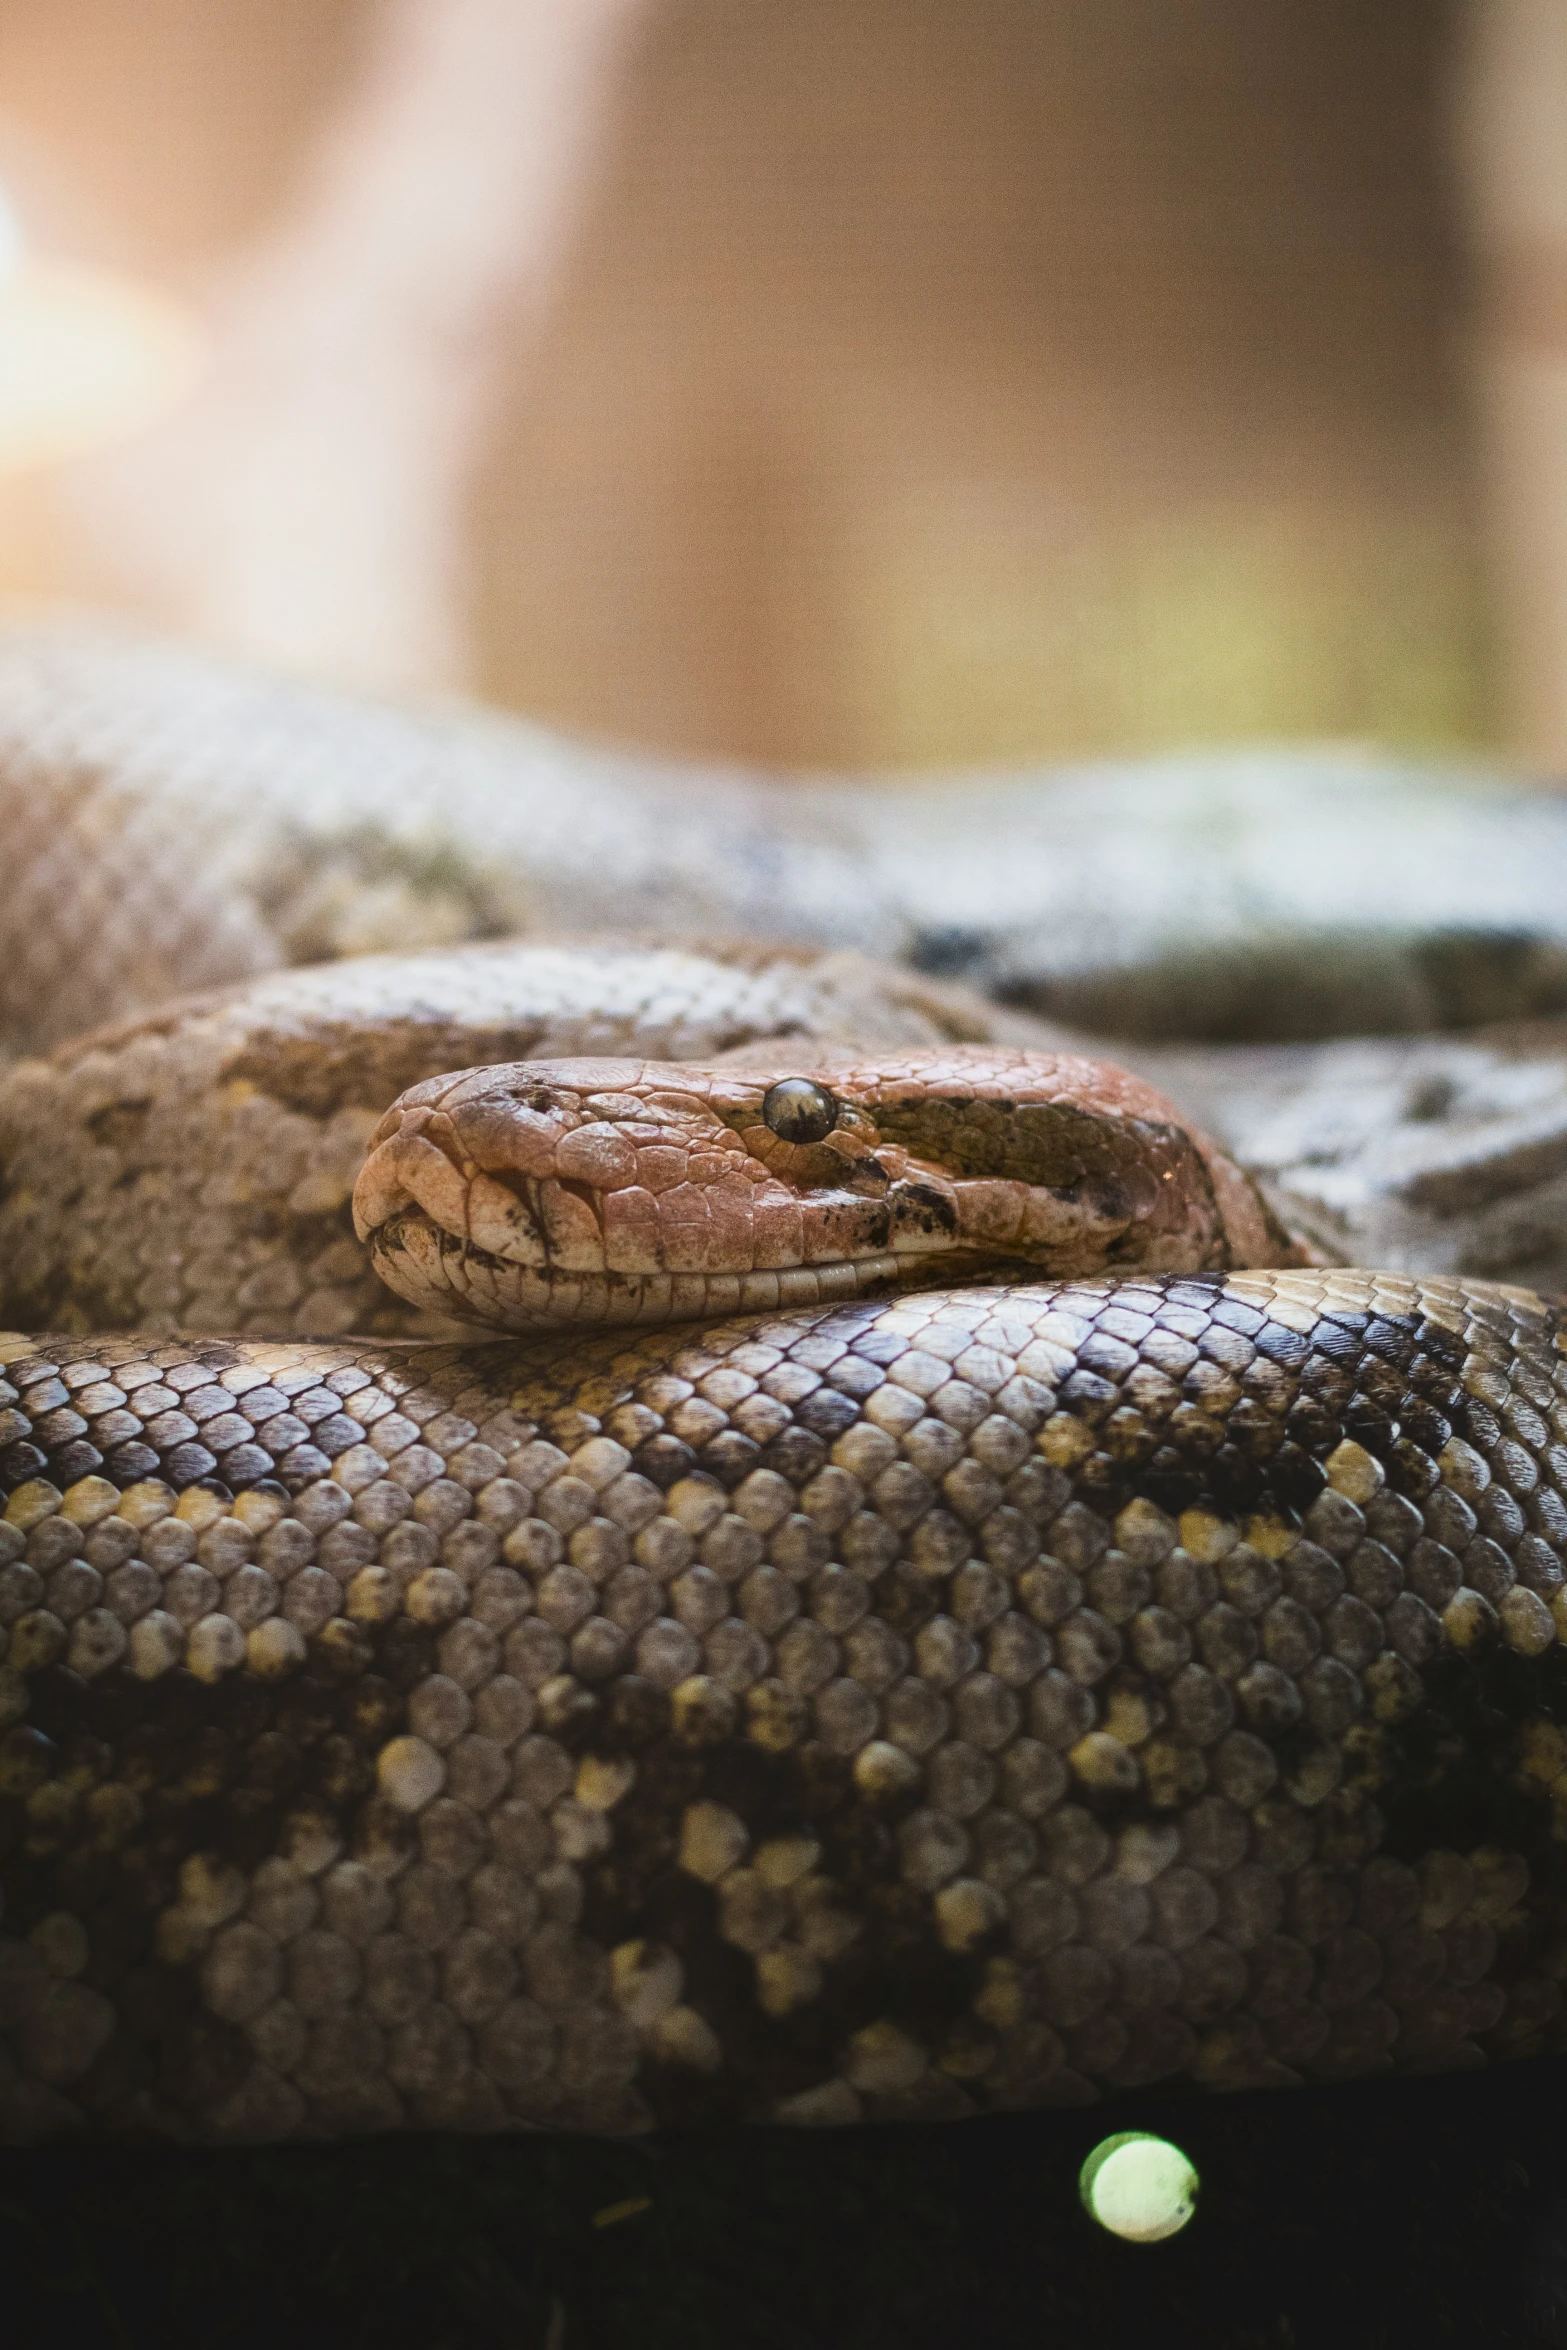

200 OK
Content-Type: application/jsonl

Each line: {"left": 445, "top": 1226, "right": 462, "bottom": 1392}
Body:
{"left": 1079, "top": 2132, "right": 1200, "bottom": 2243}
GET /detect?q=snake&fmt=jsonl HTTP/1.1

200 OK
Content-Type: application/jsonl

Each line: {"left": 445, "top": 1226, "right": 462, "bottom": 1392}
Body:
{"left": 3, "top": 923, "right": 1567, "bottom": 2152}
{"left": 7, "top": 613, "right": 1567, "bottom": 1063}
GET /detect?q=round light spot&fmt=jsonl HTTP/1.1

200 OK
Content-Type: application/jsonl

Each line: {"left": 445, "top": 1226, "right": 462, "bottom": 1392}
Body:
{"left": 376, "top": 1734, "right": 446, "bottom": 1812}
{"left": 760, "top": 1078, "right": 838, "bottom": 1146}
{"left": 1079, "top": 2132, "right": 1199, "bottom": 2243}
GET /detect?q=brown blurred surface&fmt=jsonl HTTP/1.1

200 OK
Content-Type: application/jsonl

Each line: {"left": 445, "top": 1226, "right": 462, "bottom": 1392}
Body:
{"left": 477, "top": 0, "right": 1490, "bottom": 767}
{"left": 0, "top": 0, "right": 371, "bottom": 270}
{"left": 0, "top": 0, "right": 1495, "bottom": 768}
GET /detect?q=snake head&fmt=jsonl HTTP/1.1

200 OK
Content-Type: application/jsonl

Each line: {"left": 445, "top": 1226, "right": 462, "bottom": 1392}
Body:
{"left": 351, "top": 1047, "right": 1304, "bottom": 1333}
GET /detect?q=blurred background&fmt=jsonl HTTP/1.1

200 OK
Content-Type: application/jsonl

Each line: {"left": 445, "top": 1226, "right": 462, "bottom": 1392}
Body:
{"left": 0, "top": 0, "right": 1563, "bottom": 774}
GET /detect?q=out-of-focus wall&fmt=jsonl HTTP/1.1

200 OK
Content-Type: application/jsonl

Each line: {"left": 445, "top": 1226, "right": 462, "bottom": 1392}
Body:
{"left": 0, "top": 0, "right": 373, "bottom": 612}
{"left": 0, "top": 0, "right": 1495, "bottom": 769}
{"left": 1454, "top": 0, "right": 1567, "bottom": 770}
{"left": 0, "top": 0, "right": 371, "bottom": 269}
{"left": 475, "top": 0, "right": 1484, "bottom": 766}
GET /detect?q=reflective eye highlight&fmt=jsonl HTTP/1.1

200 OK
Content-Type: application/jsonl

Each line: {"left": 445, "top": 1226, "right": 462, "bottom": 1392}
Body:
{"left": 1079, "top": 2133, "right": 1199, "bottom": 2242}
{"left": 761, "top": 1077, "right": 839, "bottom": 1145}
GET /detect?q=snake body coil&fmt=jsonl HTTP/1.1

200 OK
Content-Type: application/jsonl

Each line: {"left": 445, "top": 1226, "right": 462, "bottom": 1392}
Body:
{"left": 3, "top": 1247, "right": 1567, "bottom": 2143}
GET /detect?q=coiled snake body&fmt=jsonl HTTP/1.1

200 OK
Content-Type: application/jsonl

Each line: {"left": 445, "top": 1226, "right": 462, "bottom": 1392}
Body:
{"left": 2, "top": 930, "right": 1566, "bottom": 2150}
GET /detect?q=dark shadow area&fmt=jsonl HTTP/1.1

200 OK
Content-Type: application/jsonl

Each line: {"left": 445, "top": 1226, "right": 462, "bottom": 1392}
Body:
{"left": 4, "top": 2059, "right": 1567, "bottom": 2347}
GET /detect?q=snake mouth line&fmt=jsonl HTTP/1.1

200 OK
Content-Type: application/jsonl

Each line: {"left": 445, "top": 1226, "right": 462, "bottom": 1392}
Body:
{"left": 363, "top": 1205, "right": 1033, "bottom": 1331}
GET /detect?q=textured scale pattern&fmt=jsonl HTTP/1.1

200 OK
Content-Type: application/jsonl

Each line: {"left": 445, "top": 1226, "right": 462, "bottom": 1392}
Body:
{"left": 2, "top": 1268, "right": 1567, "bottom": 2144}
{"left": 0, "top": 625, "right": 903, "bottom": 1065}
{"left": 0, "top": 941, "right": 1048, "bottom": 1343}
{"left": 9, "top": 617, "right": 1567, "bottom": 1067}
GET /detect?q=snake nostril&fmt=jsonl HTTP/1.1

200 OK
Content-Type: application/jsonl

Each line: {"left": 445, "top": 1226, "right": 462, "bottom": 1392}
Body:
{"left": 761, "top": 1077, "right": 838, "bottom": 1145}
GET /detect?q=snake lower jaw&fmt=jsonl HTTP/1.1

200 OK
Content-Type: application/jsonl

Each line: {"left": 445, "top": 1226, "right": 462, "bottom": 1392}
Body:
{"left": 364, "top": 1205, "right": 907, "bottom": 1329}
{"left": 362, "top": 1207, "right": 1078, "bottom": 1331}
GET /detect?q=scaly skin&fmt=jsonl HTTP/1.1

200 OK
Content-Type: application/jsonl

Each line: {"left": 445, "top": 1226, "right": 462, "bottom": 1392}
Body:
{"left": 6, "top": 618, "right": 1567, "bottom": 1060}
{"left": 4, "top": 620, "right": 1566, "bottom": 2160}
{"left": 0, "top": 942, "right": 1059, "bottom": 1343}
{"left": 353, "top": 1047, "right": 1298, "bottom": 1331}
{"left": 2, "top": 1267, "right": 1567, "bottom": 2144}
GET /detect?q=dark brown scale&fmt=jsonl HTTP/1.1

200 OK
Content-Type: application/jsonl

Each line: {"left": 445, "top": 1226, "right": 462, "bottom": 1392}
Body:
{"left": 343, "top": 1676, "right": 405, "bottom": 1746}
{"left": 221, "top": 1792, "right": 289, "bottom": 1873}
{"left": 1221, "top": 1397, "right": 1287, "bottom": 1458}
{"left": 696, "top": 1431, "right": 760, "bottom": 1487}
{"left": 111, "top": 1846, "right": 180, "bottom": 1920}
{"left": 1241, "top": 1356, "right": 1296, "bottom": 1410}
{"left": 630, "top": 1435, "right": 695, "bottom": 1487}
{"left": 1061, "top": 1369, "right": 1118, "bottom": 1422}
{"left": 376, "top": 1620, "right": 437, "bottom": 1691}
{"left": 538, "top": 1682, "right": 603, "bottom": 1748}
{"left": 240, "top": 1732, "right": 303, "bottom": 1798}
{"left": 272, "top": 1678, "right": 338, "bottom": 1748}
{"left": 157, "top": 2012, "right": 252, "bottom": 2117}
{"left": 311, "top": 1620, "right": 375, "bottom": 1682}
{"left": 310, "top": 1735, "right": 375, "bottom": 1808}
{"left": 795, "top": 1387, "right": 860, "bottom": 1439}
{"left": 598, "top": 1676, "right": 671, "bottom": 1750}
{"left": 759, "top": 1425, "right": 828, "bottom": 1482}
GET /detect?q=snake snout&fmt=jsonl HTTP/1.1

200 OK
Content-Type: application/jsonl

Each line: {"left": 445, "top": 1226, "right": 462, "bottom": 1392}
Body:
{"left": 354, "top": 1094, "right": 563, "bottom": 1266}
{"left": 353, "top": 1113, "right": 458, "bottom": 1239}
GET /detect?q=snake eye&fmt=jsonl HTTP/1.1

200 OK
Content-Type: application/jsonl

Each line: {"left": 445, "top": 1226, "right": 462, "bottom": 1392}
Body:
{"left": 761, "top": 1077, "right": 839, "bottom": 1146}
